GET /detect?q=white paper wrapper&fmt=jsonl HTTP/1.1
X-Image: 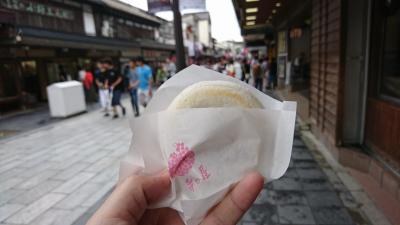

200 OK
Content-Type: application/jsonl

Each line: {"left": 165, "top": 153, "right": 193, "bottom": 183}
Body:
{"left": 119, "top": 65, "right": 296, "bottom": 225}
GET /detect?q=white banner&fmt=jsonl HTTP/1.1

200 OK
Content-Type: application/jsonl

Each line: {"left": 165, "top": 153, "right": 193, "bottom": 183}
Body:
{"left": 180, "top": 0, "right": 206, "bottom": 10}
{"left": 147, "top": 0, "right": 206, "bottom": 13}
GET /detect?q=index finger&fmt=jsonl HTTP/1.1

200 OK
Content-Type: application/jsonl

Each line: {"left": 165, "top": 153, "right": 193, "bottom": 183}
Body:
{"left": 201, "top": 171, "right": 264, "bottom": 225}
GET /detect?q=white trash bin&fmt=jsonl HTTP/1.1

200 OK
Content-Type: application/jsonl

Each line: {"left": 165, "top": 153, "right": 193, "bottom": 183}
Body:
{"left": 47, "top": 81, "right": 86, "bottom": 117}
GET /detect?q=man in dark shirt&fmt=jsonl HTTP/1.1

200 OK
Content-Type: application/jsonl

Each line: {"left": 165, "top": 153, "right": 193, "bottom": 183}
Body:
{"left": 95, "top": 61, "right": 111, "bottom": 116}
{"left": 103, "top": 59, "right": 126, "bottom": 119}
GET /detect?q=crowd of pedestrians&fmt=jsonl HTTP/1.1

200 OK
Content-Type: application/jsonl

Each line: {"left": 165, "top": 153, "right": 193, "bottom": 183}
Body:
{"left": 77, "top": 54, "right": 276, "bottom": 118}
{"left": 192, "top": 55, "right": 278, "bottom": 92}
{"left": 93, "top": 57, "right": 160, "bottom": 118}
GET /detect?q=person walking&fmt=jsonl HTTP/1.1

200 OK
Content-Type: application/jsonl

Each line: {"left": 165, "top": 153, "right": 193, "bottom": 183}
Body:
{"left": 226, "top": 59, "right": 235, "bottom": 77}
{"left": 82, "top": 66, "right": 95, "bottom": 102}
{"left": 268, "top": 58, "right": 278, "bottom": 89}
{"left": 252, "top": 58, "right": 263, "bottom": 91}
{"left": 95, "top": 61, "right": 110, "bottom": 115}
{"left": 136, "top": 57, "right": 153, "bottom": 107}
{"left": 103, "top": 59, "right": 126, "bottom": 119}
{"left": 128, "top": 58, "right": 140, "bottom": 117}
{"left": 261, "top": 57, "right": 269, "bottom": 91}
{"left": 156, "top": 62, "right": 166, "bottom": 86}
{"left": 242, "top": 59, "right": 250, "bottom": 83}
{"left": 78, "top": 66, "right": 86, "bottom": 81}
{"left": 233, "top": 58, "right": 243, "bottom": 80}
{"left": 165, "top": 58, "right": 176, "bottom": 79}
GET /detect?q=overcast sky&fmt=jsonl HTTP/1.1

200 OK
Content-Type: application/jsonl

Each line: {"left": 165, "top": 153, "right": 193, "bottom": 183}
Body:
{"left": 119, "top": 0, "right": 243, "bottom": 42}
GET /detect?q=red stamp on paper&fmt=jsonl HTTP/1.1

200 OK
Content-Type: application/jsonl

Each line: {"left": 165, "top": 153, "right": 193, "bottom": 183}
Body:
{"left": 168, "top": 142, "right": 211, "bottom": 192}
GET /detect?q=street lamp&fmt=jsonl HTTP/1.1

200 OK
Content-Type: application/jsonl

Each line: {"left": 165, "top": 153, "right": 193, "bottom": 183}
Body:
{"left": 171, "top": 0, "right": 186, "bottom": 72}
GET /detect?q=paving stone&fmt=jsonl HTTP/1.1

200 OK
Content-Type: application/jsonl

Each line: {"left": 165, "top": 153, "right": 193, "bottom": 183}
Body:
{"left": 254, "top": 189, "right": 271, "bottom": 205}
{"left": 277, "top": 205, "right": 316, "bottom": 224}
{"left": 0, "top": 161, "right": 24, "bottom": 174}
{"left": 10, "top": 180, "right": 62, "bottom": 205}
{"left": 54, "top": 207, "right": 88, "bottom": 225}
{"left": 282, "top": 168, "right": 298, "bottom": 178}
{"left": 55, "top": 183, "right": 103, "bottom": 209}
{"left": 50, "top": 154, "right": 86, "bottom": 171}
{"left": 0, "top": 154, "right": 22, "bottom": 166}
{"left": 28, "top": 209, "right": 69, "bottom": 225}
{"left": 272, "top": 177, "right": 302, "bottom": 190}
{"left": 0, "top": 168, "right": 25, "bottom": 183}
{"left": 299, "top": 178, "right": 334, "bottom": 191}
{"left": 296, "top": 168, "right": 326, "bottom": 179}
{"left": 5, "top": 193, "right": 65, "bottom": 224}
{"left": 18, "top": 162, "right": 59, "bottom": 178}
{"left": 109, "top": 147, "right": 129, "bottom": 158}
{"left": 0, "top": 204, "right": 24, "bottom": 222}
{"left": 84, "top": 157, "right": 117, "bottom": 173}
{"left": 293, "top": 139, "right": 306, "bottom": 147}
{"left": 268, "top": 190, "right": 307, "bottom": 205}
{"left": 80, "top": 151, "right": 109, "bottom": 164}
{"left": 263, "top": 181, "right": 273, "bottom": 189}
{"left": 22, "top": 154, "right": 53, "bottom": 168}
{"left": 291, "top": 151, "right": 314, "bottom": 160}
{"left": 241, "top": 204, "right": 278, "bottom": 225}
{"left": 0, "top": 178, "right": 24, "bottom": 192}
{"left": 90, "top": 164, "right": 119, "bottom": 184}
{"left": 15, "top": 170, "right": 58, "bottom": 189}
{"left": 240, "top": 222, "right": 259, "bottom": 225}
{"left": 293, "top": 159, "right": 318, "bottom": 168}
{"left": 312, "top": 207, "right": 354, "bottom": 225}
{"left": 288, "top": 159, "right": 295, "bottom": 168}
{"left": 0, "top": 189, "right": 24, "bottom": 205}
{"left": 305, "top": 191, "right": 342, "bottom": 207}
{"left": 52, "top": 162, "right": 91, "bottom": 180}
{"left": 53, "top": 172, "right": 96, "bottom": 194}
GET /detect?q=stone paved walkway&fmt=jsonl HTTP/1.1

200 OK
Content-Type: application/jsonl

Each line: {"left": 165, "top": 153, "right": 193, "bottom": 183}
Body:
{"left": 238, "top": 132, "right": 370, "bottom": 225}
{"left": 0, "top": 101, "right": 375, "bottom": 225}
{"left": 0, "top": 103, "right": 131, "bottom": 225}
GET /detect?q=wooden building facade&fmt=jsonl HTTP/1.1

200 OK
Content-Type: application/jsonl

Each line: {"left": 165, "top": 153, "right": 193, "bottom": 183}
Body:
{"left": 0, "top": 0, "right": 174, "bottom": 114}
{"left": 309, "top": 0, "right": 400, "bottom": 172}
{"left": 309, "top": 0, "right": 342, "bottom": 147}
{"left": 233, "top": 0, "right": 400, "bottom": 204}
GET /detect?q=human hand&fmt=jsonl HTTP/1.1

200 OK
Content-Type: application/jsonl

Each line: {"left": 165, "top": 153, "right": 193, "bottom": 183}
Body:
{"left": 87, "top": 171, "right": 264, "bottom": 225}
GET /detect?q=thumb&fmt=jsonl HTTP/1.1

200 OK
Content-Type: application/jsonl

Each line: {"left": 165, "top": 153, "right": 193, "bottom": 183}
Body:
{"left": 137, "top": 172, "right": 171, "bottom": 204}
{"left": 87, "top": 172, "right": 170, "bottom": 225}
{"left": 122, "top": 172, "right": 171, "bottom": 220}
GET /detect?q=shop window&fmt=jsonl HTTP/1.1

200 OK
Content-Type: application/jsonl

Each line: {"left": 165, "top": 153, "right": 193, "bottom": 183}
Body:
{"left": 379, "top": 3, "right": 400, "bottom": 101}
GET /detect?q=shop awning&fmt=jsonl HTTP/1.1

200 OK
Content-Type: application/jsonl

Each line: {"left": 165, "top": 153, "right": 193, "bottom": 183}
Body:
{"left": 0, "top": 26, "right": 174, "bottom": 53}
{"left": 140, "top": 39, "right": 175, "bottom": 51}
{"left": 232, "top": 0, "right": 293, "bottom": 46}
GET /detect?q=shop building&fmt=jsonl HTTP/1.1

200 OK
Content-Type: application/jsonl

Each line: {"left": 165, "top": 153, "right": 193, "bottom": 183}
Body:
{"left": 233, "top": 0, "right": 400, "bottom": 217}
{"left": 182, "top": 11, "right": 212, "bottom": 57}
{"left": 0, "top": 0, "right": 174, "bottom": 114}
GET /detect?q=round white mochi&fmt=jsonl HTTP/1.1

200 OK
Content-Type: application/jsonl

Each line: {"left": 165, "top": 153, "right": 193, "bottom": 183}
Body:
{"left": 168, "top": 80, "right": 263, "bottom": 110}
